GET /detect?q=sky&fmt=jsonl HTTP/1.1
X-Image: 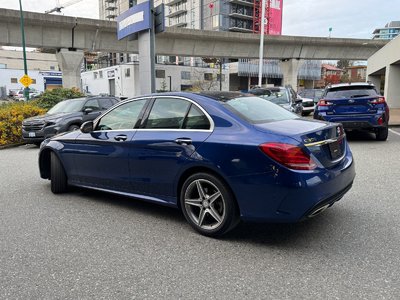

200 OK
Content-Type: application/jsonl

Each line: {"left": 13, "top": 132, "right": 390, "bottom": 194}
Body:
{"left": 0, "top": 0, "right": 399, "bottom": 39}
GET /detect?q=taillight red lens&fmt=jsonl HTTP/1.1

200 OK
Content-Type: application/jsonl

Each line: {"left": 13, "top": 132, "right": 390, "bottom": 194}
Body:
{"left": 317, "top": 99, "right": 333, "bottom": 106}
{"left": 259, "top": 143, "right": 317, "bottom": 170}
{"left": 370, "top": 96, "right": 386, "bottom": 104}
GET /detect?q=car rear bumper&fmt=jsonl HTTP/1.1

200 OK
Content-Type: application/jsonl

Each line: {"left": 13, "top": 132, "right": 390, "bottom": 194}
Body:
{"left": 229, "top": 146, "right": 355, "bottom": 222}
{"left": 314, "top": 113, "right": 387, "bottom": 129}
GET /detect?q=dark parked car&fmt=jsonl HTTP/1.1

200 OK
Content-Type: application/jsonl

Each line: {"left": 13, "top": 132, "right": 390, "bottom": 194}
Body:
{"left": 249, "top": 86, "right": 303, "bottom": 115}
{"left": 314, "top": 83, "right": 390, "bottom": 141}
{"left": 22, "top": 96, "right": 119, "bottom": 145}
{"left": 39, "top": 92, "right": 355, "bottom": 237}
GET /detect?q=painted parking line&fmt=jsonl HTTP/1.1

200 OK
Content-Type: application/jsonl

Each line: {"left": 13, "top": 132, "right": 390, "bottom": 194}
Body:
{"left": 389, "top": 129, "right": 400, "bottom": 137}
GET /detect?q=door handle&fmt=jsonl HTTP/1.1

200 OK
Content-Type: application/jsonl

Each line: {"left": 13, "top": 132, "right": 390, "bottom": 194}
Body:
{"left": 114, "top": 135, "right": 128, "bottom": 142}
{"left": 175, "top": 138, "right": 192, "bottom": 145}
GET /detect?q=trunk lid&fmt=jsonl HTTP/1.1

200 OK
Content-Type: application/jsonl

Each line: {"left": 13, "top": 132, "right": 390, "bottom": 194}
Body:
{"left": 255, "top": 119, "right": 346, "bottom": 168}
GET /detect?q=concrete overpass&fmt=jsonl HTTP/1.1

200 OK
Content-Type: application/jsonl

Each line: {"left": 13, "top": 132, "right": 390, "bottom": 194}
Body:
{"left": 0, "top": 8, "right": 388, "bottom": 91}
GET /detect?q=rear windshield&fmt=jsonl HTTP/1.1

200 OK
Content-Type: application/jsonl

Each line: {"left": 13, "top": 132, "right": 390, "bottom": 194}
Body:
{"left": 223, "top": 96, "right": 297, "bottom": 124}
{"left": 325, "top": 86, "right": 378, "bottom": 99}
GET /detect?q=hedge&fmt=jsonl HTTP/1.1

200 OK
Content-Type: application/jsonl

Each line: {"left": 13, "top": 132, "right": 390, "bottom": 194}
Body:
{"left": 34, "top": 88, "right": 84, "bottom": 110}
{"left": 0, "top": 102, "right": 46, "bottom": 146}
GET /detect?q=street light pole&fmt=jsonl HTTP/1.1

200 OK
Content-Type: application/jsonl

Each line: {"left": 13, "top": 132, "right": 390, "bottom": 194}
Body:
{"left": 257, "top": 0, "right": 267, "bottom": 88}
{"left": 18, "top": 0, "right": 30, "bottom": 100}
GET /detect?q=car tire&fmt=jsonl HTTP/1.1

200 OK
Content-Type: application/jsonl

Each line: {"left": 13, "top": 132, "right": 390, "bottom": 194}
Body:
{"left": 180, "top": 173, "right": 240, "bottom": 237}
{"left": 376, "top": 126, "right": 388, "bottom": 141}
{"left": 50, "top": 152, "right": 68, "bottom": 194}
{"left": 68, "top": 124, "right": 80, "bottom": 132}
{"left": 302, "top": 112, "right": 311, "bottom": 116}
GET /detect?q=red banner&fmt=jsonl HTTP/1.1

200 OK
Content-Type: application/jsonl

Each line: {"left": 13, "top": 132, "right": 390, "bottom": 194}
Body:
{"left": 268, "top": 0, "right": 283, "bottom": 35}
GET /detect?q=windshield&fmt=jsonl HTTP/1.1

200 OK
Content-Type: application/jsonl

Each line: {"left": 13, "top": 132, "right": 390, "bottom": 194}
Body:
{"left": 47, "top": 98, "right": 86, "bottom": 114}
{"left": 325, "top": 86, "right": 378, "bottom": 99}
{"left": 259, "top": 90, "right": 289, "bottom": 105}
{"left": 223, "top": 96, "right": 297, "bottom": 124}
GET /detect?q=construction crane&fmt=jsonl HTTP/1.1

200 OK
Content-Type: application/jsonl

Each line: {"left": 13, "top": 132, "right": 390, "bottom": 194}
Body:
{"left": 45, "top": 0, "right": 83, "bottom": 14}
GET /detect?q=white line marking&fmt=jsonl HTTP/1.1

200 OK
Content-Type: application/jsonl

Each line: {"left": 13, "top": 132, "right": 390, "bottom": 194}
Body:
{"left": 389, "top": 129, "right": 400, "bottom": 137}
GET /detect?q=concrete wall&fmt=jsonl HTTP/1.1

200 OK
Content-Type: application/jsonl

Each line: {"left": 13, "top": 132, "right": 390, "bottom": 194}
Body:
{"left": 0, "top": 49, "right": 58, "bottom": 71}
{"left": 367, "top": 36, "right": 400, "bottom": 108}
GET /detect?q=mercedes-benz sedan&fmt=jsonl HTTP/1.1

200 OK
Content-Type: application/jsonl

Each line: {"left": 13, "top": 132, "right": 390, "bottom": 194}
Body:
{"left": 39, "top": 92, "right": 355, "bottom": 237}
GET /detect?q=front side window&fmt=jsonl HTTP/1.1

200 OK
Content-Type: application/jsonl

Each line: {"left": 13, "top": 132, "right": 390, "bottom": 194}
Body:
{"left": 98, "top": 98, "right": 114, "bottom": 109}
{"left": 145, "top": 98, "right": 191, "bottom": 129}
{"left": 84, "top": 99, "right": 100, "bottom": 111}
{"left": 96, "top": 99, "right": 147, "bottom": 131}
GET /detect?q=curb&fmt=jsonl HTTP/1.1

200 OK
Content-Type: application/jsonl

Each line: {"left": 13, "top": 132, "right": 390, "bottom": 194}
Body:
{"left": 0, "top": 142, "right": 27, "bottom": 150}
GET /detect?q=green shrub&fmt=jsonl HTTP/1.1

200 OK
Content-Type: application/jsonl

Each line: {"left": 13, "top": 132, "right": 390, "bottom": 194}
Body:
{"left": 0, "top": 102, "right": 46, "bottom": 146}
{"left": 34, "top": 88, "right": 84, "bottom": 110}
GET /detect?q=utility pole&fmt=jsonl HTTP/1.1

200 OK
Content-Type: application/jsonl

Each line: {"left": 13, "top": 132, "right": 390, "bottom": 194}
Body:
{"left": 18, "top": 0, "right": 30, "bottom": 100}
{"left": 257, "top": 0, "right": 267, "bottom": 87}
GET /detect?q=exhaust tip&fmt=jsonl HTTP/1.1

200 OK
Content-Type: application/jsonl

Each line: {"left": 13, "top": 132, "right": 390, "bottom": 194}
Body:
{"left": 307, "top": 204, "right": 330, "bottom": 218}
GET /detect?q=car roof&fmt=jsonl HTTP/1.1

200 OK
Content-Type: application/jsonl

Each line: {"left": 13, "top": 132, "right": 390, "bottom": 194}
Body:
{"left": 327, "top": 82, "right": 375, "bottom": 89}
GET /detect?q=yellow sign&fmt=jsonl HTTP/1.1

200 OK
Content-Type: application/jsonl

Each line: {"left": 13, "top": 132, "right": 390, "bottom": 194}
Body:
{"left": 19, "top": 74, "right": 33, "bottom": 88}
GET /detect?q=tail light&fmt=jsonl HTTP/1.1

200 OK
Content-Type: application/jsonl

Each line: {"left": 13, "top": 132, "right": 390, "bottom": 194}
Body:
{"left": 317, "top": 99, "right": 333, "bottom": 106}
{"left": 259, "top": 143, "right": 317, "bottom": 170}
{"left": 370, "top": 96, "right": 386, "bottom": 104}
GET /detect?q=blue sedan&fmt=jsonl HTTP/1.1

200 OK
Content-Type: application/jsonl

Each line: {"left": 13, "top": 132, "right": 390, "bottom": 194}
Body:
{"left": 39, "top": 92, "right": 355, "bottom": 237}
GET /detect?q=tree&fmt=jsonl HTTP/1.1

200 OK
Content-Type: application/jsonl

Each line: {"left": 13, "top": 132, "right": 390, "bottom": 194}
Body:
{"left": 337, "top": 59, "right": 351, "bottom": 69}
{"left": 324, "top": 74, "right": 341, "bottom": 85}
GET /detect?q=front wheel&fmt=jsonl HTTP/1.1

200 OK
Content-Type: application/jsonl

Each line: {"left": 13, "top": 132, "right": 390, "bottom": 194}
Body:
{"left": 180, "top": 173, "right": 239, "bottom": 237}
{"left": 376, "top": 126, "right": 388, "bottom": 141}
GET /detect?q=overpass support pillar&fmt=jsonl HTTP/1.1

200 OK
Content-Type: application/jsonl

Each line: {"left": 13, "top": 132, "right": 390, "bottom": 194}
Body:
{"left": 280, "top": 59, "right": 301, "bottom": 91}
{"left": 56, "top": 49, "right": 84, "bottom": 90}
{"left": 384, "top": 64, "right": 400, "bottom": 108}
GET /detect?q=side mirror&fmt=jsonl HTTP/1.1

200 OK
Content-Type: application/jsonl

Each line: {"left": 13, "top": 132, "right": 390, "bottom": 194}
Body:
{"left": 84, "top": 107, "right": 93, "bottom": 114}
{"left": 295, "top": 97, "right": 303, "bottom": 104}
{"left": 80, "top": 121, "right": 94, "bottom": 133}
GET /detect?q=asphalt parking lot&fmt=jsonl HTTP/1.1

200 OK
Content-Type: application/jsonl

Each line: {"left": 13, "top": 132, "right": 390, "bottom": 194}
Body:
{"left": 1, "top": 131, "right": 400, "bottom": 299}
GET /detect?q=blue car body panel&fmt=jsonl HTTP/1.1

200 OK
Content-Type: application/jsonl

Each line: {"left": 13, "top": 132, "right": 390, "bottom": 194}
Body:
{"left": 39, "top": 92, "right": 355, "bottom": 223}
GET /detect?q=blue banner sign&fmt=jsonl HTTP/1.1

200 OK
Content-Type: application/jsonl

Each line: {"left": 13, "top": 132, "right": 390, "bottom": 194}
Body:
{"left": 116, "top": 1, "right": 151, "bottom": 40}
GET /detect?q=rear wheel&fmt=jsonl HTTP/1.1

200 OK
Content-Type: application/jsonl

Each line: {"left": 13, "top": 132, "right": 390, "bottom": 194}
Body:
{"left": 180, "top": 173, "right": 239, "bottom": 237}
{"left": 50, "top": 152, "right": 68, "bottom": 193}
{"left": 376, "top": 126, "right": 388, "bottom": 141}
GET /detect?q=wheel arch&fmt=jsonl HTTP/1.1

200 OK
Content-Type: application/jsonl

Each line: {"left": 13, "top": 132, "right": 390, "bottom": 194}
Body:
{"left": 176, "top": 166, "right": 240, "bottom": 214}
{"left": 39, "top": 148, "right": 53, "bottom": 179}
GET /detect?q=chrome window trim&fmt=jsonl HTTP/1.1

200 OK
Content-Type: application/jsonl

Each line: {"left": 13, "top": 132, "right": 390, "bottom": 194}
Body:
{"left": 145, "top": 95, "right": 214, "bottom": 132}
{"left": 92, "top": 95, "right": 215, "bottom": 133}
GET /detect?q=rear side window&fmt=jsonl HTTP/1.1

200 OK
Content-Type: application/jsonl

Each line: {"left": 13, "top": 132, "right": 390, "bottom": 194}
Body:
{"left": 183, "top": 105, "right": 210, "bottom": 130}
{"left": 325, "top": 86, "right": 378, "bottom": 98}
{"left": 224, "top": 96, "right": 297, "bottom": 124}
{"left": 145, "top": 98, "right": 191, "bottom": 129}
